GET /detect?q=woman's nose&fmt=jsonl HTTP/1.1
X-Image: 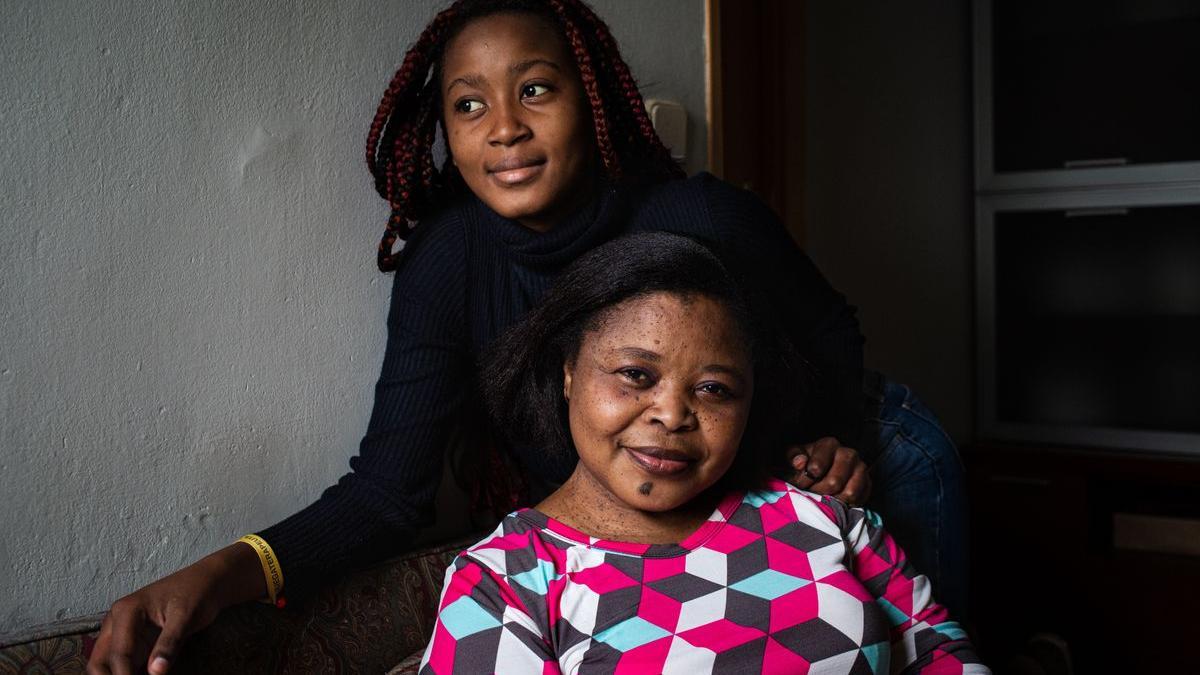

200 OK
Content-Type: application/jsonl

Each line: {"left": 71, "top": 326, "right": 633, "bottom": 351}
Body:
{"left": 488, "top": 102, "right": 532, "bottom": 146}
{"left": 646, "top": 386, "right": 698, "bottom": 432}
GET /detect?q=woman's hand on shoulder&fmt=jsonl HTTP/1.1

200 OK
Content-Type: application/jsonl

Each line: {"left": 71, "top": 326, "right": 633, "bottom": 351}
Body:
{"left": 87, "top": 543, "right": 264, "bottom": 675}
{"left": 784, "top": 437, "right": 871, "bottom": 506}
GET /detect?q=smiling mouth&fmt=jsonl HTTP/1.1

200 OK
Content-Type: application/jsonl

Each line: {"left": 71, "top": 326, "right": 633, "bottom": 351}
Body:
{"left": 487, "top": 158, "right": 546, "bottom": 186}
{"left": 624, "top": 446, "right": 697, "bottom": 476}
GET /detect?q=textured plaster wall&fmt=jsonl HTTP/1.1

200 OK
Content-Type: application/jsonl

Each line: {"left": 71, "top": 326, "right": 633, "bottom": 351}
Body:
{"left": 0, "top": 0, "right": 706, "bottom": 634}
{"left": 803, "top": 1, "right": 973, "bottom": 441}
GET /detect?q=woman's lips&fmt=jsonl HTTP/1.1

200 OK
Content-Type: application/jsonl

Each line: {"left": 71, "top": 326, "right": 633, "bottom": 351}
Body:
{"left": 488, "top": 158, "right": 546, "bottom": 186}
{"left": 624, "top": 446, "right": 696, "bottom": 476}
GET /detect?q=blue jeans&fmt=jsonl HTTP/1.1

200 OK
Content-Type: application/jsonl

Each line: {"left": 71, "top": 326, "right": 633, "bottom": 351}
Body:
{"left": 857, "top": 371, "right": 968, "bottom": 619}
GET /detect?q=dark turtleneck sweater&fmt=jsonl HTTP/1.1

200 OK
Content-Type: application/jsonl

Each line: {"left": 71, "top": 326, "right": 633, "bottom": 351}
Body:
{"left": 259, "top": 173, "right": 863, "bottom": 593}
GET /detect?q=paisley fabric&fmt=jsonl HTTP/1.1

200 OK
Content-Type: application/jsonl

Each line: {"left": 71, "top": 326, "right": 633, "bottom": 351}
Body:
{"left": 0, "top": 537, "right": 474, "bottom": 675}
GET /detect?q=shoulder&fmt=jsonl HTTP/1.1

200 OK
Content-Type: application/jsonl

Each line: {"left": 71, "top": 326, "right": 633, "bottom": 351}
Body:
{"left": 452, "top": 511, "right": 571, "bottom": 588}
{"left": 744, "top": 478, "right": 855, "bottom": 535}
{"left": 383, "top": 202, "right": 474, "bottom": 327}
{"left": 634, "top": 172, "right": 750, "bottom": 207}
{"left": 391, "top": 202, "right": 470, "bottom": 283}
{"left": 437, "top": 515, "right": 534, "bottom": 595}
{"left": 627, "top": 173, "right": 788, "bottom": 246}
{"left": 781, "top": 481, "right": 886, "bottom": 540}
{"left": 648, "top": 173, "right": 774, "bottom": 216}
{"left": 438, "top": 511, "right": 573, "bottom": 627}
{"left": 461, "top": 511, "right": 543, "bottom": 564}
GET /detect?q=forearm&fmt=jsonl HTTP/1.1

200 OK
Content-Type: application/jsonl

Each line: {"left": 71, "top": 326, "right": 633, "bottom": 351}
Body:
{"left": 200, "top": 542, "right": 270, "bottom": 608}
{"left": 255, "top": 474, "right": 430, "bottom": 594}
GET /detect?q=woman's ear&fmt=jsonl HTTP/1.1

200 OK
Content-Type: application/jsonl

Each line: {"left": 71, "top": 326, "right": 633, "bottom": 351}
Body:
{"left": 562, "top": 362, "right": 573, "bottom": 402}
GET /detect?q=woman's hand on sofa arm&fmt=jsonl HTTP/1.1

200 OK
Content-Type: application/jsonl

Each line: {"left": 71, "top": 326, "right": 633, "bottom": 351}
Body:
{"left": 785, "top": 436, "right": 872, "bottom": 506}
{"left": 86, "top": 542, "right": 265, "bottom": 675}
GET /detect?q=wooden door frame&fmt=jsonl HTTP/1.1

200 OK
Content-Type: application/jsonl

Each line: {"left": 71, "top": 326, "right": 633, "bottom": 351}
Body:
{"left": 705, "top": 0, "right": 807, "bottom": 245}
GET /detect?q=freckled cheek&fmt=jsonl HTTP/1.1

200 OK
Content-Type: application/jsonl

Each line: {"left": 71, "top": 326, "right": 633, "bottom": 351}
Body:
{"left": 697, "top": 408, "right": 738, "bottom": 430}
{"left": 575, "top": 384, "right": 641, "bottom": 438}
{"left": 700, "top": 409, "right": 750, "bottom": 455}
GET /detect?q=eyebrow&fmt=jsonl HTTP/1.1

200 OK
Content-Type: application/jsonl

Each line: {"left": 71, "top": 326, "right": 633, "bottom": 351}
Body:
{"left": 612, "top": 347, "right": 748, "bottom": 380}
{"left": 703, "top": 364, "right": 748, "bottom": 380}
{"left": 511, "top": 58, "right": 560, "bottom": 75}
{"left": 614, "top": 347, "right": 662, "bottom": 362}
{"left": 445, "top": 59, "right": 561, "bottom": 94}
{"left": 445, "top": 73, "right": 485, "bottom": 94}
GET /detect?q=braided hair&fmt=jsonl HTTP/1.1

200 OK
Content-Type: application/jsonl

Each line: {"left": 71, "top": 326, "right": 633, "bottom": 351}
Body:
{"left": 366, "top": 0, "right": 684, "bottom": 272}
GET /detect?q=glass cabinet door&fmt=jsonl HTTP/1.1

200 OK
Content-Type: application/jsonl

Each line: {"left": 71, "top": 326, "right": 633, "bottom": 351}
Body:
{"left": 992, "top": 0, "right": 1200, "bottom": 172}
{"left": 993, "top": 204, "right": 1200, "bottom": 433}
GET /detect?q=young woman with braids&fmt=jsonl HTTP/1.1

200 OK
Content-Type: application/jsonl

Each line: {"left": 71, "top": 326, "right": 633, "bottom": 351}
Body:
{"left": 88, "top": 1, "right": 966, "bottom": 673}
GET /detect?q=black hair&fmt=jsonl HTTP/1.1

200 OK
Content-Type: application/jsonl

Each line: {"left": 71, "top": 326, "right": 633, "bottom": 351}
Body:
{"left": 480, "top": 232, "right": 810, "bottom": 489}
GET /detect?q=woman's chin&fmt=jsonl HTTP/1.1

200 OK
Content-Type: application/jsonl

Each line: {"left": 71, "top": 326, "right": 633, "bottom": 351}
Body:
{"left": 622, "top": 486, "right": 697, "bottom": 513}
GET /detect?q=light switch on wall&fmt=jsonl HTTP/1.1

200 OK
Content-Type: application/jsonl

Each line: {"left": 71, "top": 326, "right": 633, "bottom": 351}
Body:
{"left": 645, "top": 98, "right": 688, "bottom": 162}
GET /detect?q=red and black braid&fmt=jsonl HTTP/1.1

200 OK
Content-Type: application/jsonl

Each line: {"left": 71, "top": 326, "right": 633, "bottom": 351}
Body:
{"left": 366, "top": 6, "right": 460, "bottom": 271}
{"left": 548, "top": 0, "right": 619, "bottom": 178}
{"left": 549, "top": 0, "right": 679, "bottom": 180}
{"left": 367, "top": 0, "right": 684, "bottom": 274}
{"left": 592, "top": 20, "right": 678, "bottom": 172}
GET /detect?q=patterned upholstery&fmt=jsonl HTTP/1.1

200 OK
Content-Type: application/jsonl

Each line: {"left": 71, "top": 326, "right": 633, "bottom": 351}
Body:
{"left": 0, "top": 536, "right": 476, "bottom": 675}
{"left": 0, "top": 630, "right": 94, "bottom": 674}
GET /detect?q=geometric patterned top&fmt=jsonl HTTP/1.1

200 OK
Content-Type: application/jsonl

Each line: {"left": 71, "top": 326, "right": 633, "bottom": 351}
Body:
{"left": 419, "top": 479, "right": 989, "bottom": 674}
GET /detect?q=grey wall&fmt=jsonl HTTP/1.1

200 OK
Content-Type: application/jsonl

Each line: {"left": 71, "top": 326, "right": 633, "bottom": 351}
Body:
{"left": 804, "top": 2, "right": 974, "bottom": 441}
{"left": 0, "top": 0, "right": 707, "bottom": 634}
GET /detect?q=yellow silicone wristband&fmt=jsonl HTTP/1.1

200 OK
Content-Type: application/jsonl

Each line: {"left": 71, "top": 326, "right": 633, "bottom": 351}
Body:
{"left": 237, "top": 534, "right": 284, "bottom": 605}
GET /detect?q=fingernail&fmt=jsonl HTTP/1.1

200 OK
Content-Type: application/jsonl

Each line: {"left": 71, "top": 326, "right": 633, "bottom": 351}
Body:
{"left": 150, "top": 656, "right": 169, "bottom": 674}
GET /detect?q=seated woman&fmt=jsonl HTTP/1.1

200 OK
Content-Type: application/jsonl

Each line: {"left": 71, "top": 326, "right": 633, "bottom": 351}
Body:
{"left": 419, "top": 232, "right": 986, "bottom": 674}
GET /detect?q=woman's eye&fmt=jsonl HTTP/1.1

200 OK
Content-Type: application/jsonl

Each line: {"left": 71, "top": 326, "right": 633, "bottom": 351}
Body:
{"left": 521, "top": 83, "right": 551, "bottom": 98}
{"left": 454, "top": 99, "right": 484, "bottom": 114}
{"left": 619, "top": 368, "right": 651, "bottom": 385}
{"left": 698, "top": 382, "right": 734, "bottom": 399}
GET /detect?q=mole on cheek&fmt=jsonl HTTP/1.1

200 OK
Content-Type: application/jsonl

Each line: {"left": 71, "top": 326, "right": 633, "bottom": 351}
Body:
{"left": 638, "top": 482, "right": 653, "bottom": 495}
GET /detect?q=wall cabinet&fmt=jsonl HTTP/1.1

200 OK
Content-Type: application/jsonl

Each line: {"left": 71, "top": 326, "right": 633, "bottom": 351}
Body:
{"left": 973, "top": 0, "right": 1200, "bottom": 455}
{"left": 970, "top": 3, "right": 1200, "bottom": 670}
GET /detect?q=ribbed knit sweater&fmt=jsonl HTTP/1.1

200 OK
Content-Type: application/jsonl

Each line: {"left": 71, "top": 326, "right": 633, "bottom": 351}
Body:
{"left": 259, "top": 173, "right": 864, "bottom": 593}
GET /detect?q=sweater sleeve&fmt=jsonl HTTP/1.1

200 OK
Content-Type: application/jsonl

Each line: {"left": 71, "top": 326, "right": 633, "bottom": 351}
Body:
{"left": 838, "top": 503, "right": 988, "bottom": 674}
{"left": 420, "top": 555, "right": 559, "bottom": 675}
{"left": 256, "top": 218, "right": 471, "bottom": 594}
{"left": 696, "top": 174, "right": 865, "bottom": 443}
